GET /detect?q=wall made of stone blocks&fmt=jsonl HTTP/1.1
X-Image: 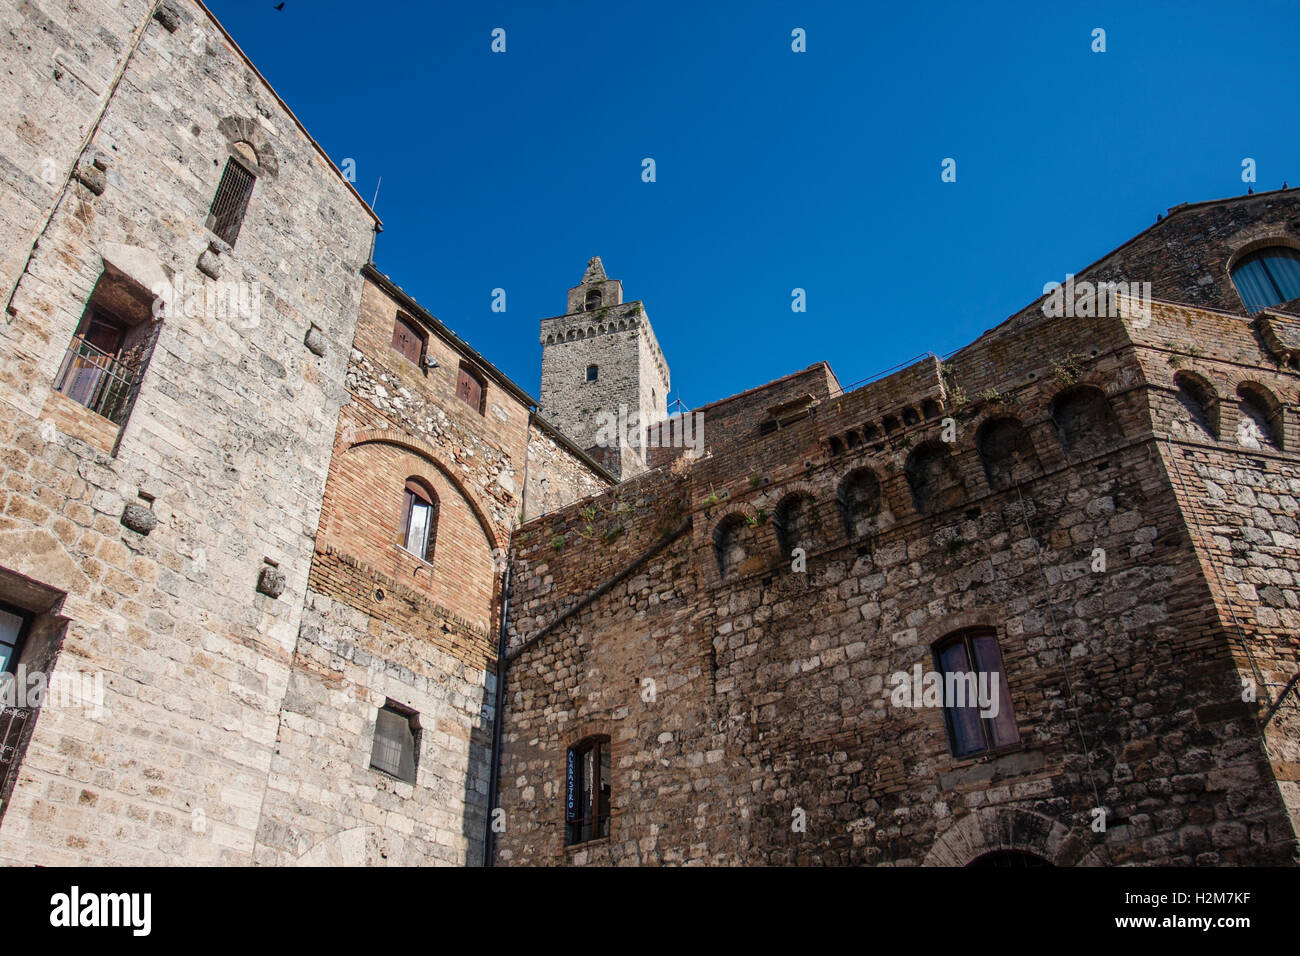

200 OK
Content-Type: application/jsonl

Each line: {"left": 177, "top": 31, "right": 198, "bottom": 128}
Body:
{"left": 496, "top": 305, "right": 1297, "bottom": 866}
{"left": 0, "top": 0, "right": 376, "bottom": 865}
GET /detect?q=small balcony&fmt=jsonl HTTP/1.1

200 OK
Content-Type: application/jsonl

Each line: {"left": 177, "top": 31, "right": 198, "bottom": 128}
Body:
{"left": 52, "top": 336, "right": 140, "bottom": 425}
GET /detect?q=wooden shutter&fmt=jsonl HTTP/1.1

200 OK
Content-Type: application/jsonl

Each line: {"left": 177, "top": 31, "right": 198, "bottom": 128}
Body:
{"left": 457, "top": 365, "right": 484, "bottom": 414}
{"left": 392, "top": 314, "right": 423, "bottom": 363}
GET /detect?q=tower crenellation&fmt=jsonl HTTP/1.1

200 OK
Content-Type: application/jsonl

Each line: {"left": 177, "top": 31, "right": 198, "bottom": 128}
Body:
{"left": 538, "top": 256, "right": 670, "bottom": 479}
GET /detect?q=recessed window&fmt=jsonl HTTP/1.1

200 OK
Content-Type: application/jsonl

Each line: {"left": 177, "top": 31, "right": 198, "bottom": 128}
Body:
{"left": 933, "top": 628, "right": 1018, "bottom": 758}
{"left": 400, "top": 479, "right": 438, "bottom": 562}
{"left": 391, "top": 312, "right": 425, "bottom": 365}
{"left": 206, "top": 150, "right": 257, "bottom": 246}
{"left": 1231, "top": 246, "right": 1300, "bottom": 313}
{"left": 457, "top": 362, "right": 486, "bottom": 415}
{"left": 0, "top": 604, "right": 29, "bottom": 675}
{"left": 53, "top": 269, "right": 161, "bottom": 427}
{"left": 370, "top": 702, "right": 419, "bottom": 783}
{"left": 584, "top": 290, "right": 602, "bottom": 312}
{"left": 566, "top": 736, "right": 611, "bottom": 845}
{"left": 586, "top": 364, "right": 598, "bottom": 382}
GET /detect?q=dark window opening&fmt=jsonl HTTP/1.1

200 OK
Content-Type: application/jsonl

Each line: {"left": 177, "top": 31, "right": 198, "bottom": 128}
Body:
{"left": 775, "top": 494, "right": 821, "bottom": 555}
{"left": 457, "top": 362, "right": 487, "bottom": 415}
{"left": 206, "top": 154, "right": 257, "bottom": 246}
{"left": 400, "top": 479, "right": 438, "bottom": 562}
{"left": 584, "top": 290, "right": 602, "bottom": 312}
{"left": 713, "top": 514, "right": 751, "bottom": 578}
{"left": 566, "top": 736, "right": 611, "bottom": 845}
{"left": 586, "top": 364, "right": 598, "bottom": 382}
{"left": 968, "top": 850, "right": 1052, "bottom": 868}
{"left": 1051, "top": 386, "right": 1121, "bottom": 459}
{"left": 975, "top": 417, "right": 1042, "bottom": 492}
{"left": 838, "top": 469, "right": 882, "bottom": 539}
{"left": 905, "top": 442, "right": 967, "bottom": 515}
{"left": 391, "top": 312, "right": 425, "bottom": 365}
{"left": 933, "top": 627, "right": 1019, "bottom": 758}
{"left": 370, "top": 702, "right": 419, "bottom": 783}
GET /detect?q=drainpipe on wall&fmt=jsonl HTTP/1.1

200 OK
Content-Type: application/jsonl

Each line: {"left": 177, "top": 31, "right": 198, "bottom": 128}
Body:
{"left": 483, "top": 554, "right": 512, "bottom": 866}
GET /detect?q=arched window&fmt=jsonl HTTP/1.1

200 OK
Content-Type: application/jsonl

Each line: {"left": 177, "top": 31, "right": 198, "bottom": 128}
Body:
{"left": 586, "top": 364, "right": 598, "bottom": 382}
{"left": 1171, "top": 372, "right": 1218, "bottom": 440}
{"left": 565, "top": 736, "right": 610, "bottom": 845}
{"left": 1236, "top": 383, "right": 1282, "bottom": 450}
{"left": 904, "top": 442, "right": 967, "bottom": 516}
{"left": 585, "top": 289, "right": 602, "bottom": 312}
{"left": 1230, "top": 246, "right": 1300, "bottom": 313}
{"left": 975, "top": 417, "right": 1042, "bottom": 492}
{"left": 400, "top": 478, "right": 438, "bottom": 561}
{"left": 713, "top": 514, "right": 750, "bottom": 578}
{"left": 774, "top": 493, "right": 821, "bottom": 556}
{"left": 933, "top": 627, "right": 1018, "bottom": 758}
{"left": 1051, "top": 386, "right": 1121, "bottom": 458}
{"left": 838, "top": 468, "right": 882, "bottom": 539}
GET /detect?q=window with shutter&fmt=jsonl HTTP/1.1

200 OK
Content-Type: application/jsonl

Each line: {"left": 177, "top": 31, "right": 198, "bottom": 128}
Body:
{"left": 933, "top": 628, "right": 1018, "bottom": 758}
{"left": 565, "top": 736, "right": 611, "bottom": 845}
{"left": 457, "top": 362, "right": 486, "bottom": 415}
{"left": 391, "top": 313, "right": 424, "bottom": 364}
{"left": 369, "top": 703, "right": 419, "bottom": 783}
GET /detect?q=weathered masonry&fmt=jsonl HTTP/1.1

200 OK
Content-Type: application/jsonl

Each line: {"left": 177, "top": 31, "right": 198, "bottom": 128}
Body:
{"left": 1, "top": 0, "right": 1298, "bottom": 869}
{"left": 495, "top": 191, "right": 1300, "bottom": 866}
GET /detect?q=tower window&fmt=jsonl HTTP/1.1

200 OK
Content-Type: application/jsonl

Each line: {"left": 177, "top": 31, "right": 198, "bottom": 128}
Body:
{"left": 586, "top": 364, "right": 598, "bottom": 382}
{"left": 565, "top": 736, "right": 611, "bottom": 845}
{"left": 370, "top": 702, "right": 419, "bottom": 783}
{"left": 1231, "top": 246, "right": 1300, "bottom": 313}
{"left": 933, "top": 628, "right": 1019, "bottom": 758}
{"left": 391, "top": 312, "right": 425, "bottom": 365}
{"left": 400, "top": 479, "right": 438, "bottom": 562}
{"left": 456, "top": 362, "right": 487, "bottom": 415}
{"left": 205, "top": 151, "right": 257, "bottom": 246}
{"left": 584, "top": 290, "right": 602, "bottom": 312}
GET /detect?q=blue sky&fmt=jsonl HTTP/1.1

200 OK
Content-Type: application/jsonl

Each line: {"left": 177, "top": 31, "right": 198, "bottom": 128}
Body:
{"left": 208, "top": 0, "right": 1299, "bottom": 408}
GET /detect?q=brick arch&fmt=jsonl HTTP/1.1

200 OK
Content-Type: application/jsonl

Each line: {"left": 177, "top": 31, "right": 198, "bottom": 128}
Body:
{"left": 1170, "top": 369, "right": 1221, "bottom": 439}
{"left": 771, "top": 488, "right": 826, "bottom": 556}
{"left": 1235, "top": 380, "right": 1285, "bottom": 450}
{"left": 344, "top": 429, "right": 500, "bottom": 552}
{"left": 923, "top": 807, "right": 1095, "bottom": 867}
{"left": 974, "top": 414, "right": 1043, "bottom": 492}
{"left": 1224, "top": 233, "right": 1300, "bottom": 273}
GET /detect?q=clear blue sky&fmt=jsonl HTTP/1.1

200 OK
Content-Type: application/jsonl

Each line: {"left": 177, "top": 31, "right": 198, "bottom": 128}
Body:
{"left": 207, "top": 0, "right": 1299, "bottom": 408}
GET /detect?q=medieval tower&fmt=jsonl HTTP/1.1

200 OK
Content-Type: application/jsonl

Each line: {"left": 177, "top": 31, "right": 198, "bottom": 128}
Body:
{"left": 538, "top": 257, "right": 670, "bottom": 479}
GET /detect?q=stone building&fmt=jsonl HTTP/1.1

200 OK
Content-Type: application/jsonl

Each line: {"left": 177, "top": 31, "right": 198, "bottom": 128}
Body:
{"left": 0, "top": 0, "right": 605, "bottom": 866}
{"left": 496, "top": 191, "right": 1300, "bottom": 866}
{"left": 0, "top": 0, "right": 1297, "bottom": 870}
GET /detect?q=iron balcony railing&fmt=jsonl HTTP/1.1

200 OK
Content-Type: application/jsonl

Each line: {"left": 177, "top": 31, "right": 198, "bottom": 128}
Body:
{"left": 53, "top": 336, "right": 139, "bottom": 425}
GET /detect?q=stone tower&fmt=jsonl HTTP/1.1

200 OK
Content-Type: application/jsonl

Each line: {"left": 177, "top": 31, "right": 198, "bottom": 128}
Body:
{"left": 539, "top": 257, "right": 670, "bottom": 479}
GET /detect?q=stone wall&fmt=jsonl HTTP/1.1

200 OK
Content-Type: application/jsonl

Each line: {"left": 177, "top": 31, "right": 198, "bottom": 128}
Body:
{"left": 0, "top": 0, "right": 378, "bottom": 864}
{"left": 495, "top": 301, "right": 1299, "bottom": 866}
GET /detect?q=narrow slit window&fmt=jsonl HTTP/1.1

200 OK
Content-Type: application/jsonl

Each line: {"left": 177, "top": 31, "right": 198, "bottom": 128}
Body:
{"left": 565, "top": 736, "right": 611, "bottom": 845}
{"left": 206, "top": 155, "right": 257, "bottom": 246}
{"left": 586, "top": 364, "right": 598, "bottom": 382}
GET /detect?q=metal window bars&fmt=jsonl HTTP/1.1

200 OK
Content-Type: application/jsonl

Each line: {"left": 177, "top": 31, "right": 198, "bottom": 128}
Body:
{"left": 53, "top": 335, "right": 140, "bottom": 425}
{"left": 207, "top": 157, "right": 256, "bottom": 246}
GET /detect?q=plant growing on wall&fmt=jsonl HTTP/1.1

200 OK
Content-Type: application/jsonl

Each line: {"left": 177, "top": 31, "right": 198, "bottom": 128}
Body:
{"left": 550, "top": 534, "right": 566, "bottom": 551}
